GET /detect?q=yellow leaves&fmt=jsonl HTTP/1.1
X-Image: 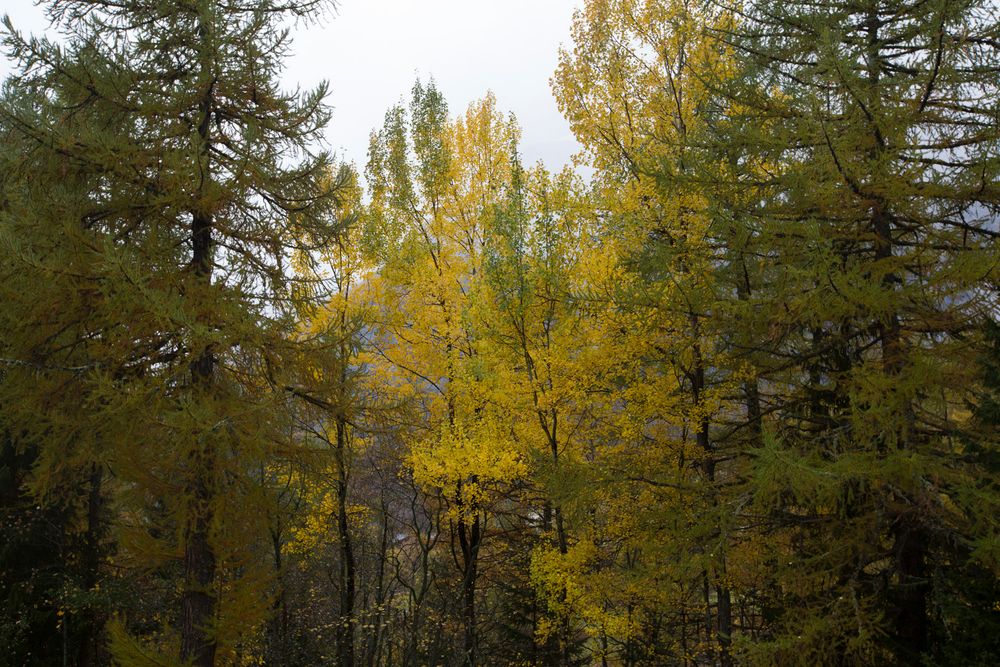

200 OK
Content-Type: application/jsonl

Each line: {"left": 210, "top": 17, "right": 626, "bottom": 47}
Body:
{"left": 530, "top": 541, "right": 597, "bottom": 617}
{"left": 287, "top": 492, "right": 335, "bottom": 556}
{"left": 355, "top": 72, "right": 757, "bottom": 659}
{"left": 531, "top": 536, "right": 672, "bottom": 649}
{"left": 362, "top": 87, "right": 544, "bottom": 526}
{"left": 449, "top": 92, "right": 520, "bottom": 211}
{"left": 409, "top": 416, "right": 527, "bottom": 514}
{"left": 555, "top": 0, "right": 735, "bottom": 180}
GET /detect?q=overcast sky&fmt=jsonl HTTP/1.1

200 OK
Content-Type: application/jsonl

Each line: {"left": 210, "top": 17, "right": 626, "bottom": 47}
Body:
{"left": 1, "top": 0, "right": 584, "bottom": 171}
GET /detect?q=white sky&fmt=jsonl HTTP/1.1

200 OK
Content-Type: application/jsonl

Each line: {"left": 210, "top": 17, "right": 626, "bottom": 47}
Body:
{"left": 0, "top": 0, "right": 584, "bottom": 171}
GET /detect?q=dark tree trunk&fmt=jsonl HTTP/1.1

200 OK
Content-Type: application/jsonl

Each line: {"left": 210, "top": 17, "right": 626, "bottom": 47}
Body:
{"left": 180, "top": 391, "right": 218, "bottom": 667}
{"left": 335, "top": 417, "right": 356, "bottom": 667}
{"left": 717, "top": 580, "right": 733, "bottom": 667}
{"left": 364, "top": 495, "right": 390, "bottom": 667}
{"left": 180, "top": 16, "right": 219, "bottom": 656}
{"left": 691, "top": 333, "right": 732, "bottom": 667}
{"left": 457, "top": 507, "right": 481, "bottom": 667}
{"left": 266, "top": 525, "right": 288, "bottom": 666}
{"left": 76, "top": 463, "right": 105, "bottom": 667}
{"left": 180, "top": 441, "right": 218, "bottom": 667}
{"left": 893, "top": 520, "right": 928, "bottom": 662}
{"left": 863, "top": 6, "right": 927, "bottom": 658}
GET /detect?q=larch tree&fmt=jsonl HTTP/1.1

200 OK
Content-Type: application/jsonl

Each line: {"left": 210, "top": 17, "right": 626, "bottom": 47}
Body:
{"left": 0, "top": 0, "right": 346, "bottom": 664}
{"left": 552, "top": 0, "right": 750, "bottom": 662}
{"left": 696, "top": 0, "right": 1000, "bottom": 662}
{"left": 0, "top": 40, "right": 139, "bottom": 667}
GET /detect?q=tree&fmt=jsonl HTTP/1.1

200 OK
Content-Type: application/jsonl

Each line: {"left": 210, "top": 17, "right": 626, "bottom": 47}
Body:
{"left": 365, "top": 82, "right": 527, "bottom": 666}
{"left": 0, "top": 60, "right": 123, "bottom": 667}
{"left": 0, "top": 0, "right": 345, "bottom": 663}
{"left": 553, "top": 1, "right": 749, "bottom": 663}
{"left": 695, "top": 0, "right": 1000, "bottom": 661}
{"left": 482, "top": 159, "right": 618, "bottom": 665}
{"left": 290, "top": 172, "right": 377, "bottom": 667}
{"left": 3, "top": 0, "right": 999, "bottom": 664}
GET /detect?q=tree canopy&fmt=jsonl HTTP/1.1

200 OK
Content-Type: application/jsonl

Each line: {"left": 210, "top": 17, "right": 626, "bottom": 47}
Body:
{"left": 1, "top": 0, "right": 999, "bottom": 665}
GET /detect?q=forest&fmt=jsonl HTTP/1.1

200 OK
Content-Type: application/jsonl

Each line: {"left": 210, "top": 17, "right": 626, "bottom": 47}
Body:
{"left": 1, "top": 0, "right": 999, "bottom": 665}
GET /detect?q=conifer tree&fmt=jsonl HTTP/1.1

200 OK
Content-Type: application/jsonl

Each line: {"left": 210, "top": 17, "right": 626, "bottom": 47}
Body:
{"left": 0, "top": 0, "right": 343, "bottom": 664}
{"left": 0, "top": 70, "right": 120, "bottom": 667}
{"left": 696, "top": 0, "right": 1000, "bottom": 661}
{"left": 553, "top": 1, "right": 748, "bottom": 662}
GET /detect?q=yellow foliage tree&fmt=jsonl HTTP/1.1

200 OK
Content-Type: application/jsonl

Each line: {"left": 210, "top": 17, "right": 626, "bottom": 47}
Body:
{"left": 365, "top": 82, "right": 525, "bottom": 665}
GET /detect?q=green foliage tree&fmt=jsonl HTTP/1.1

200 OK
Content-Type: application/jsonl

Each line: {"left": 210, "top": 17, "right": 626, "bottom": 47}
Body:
{"left": 0, "top": 0, "right": 345, "bottom": 664}
{"left": 0, "top": 71, "right": 120, "bottom": 667}
{"left": 692, "top": 0, "right": 1000, "bottom": 662}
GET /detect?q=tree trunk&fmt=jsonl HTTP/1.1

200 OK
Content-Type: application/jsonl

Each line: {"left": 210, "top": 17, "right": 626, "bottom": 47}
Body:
{"left": 335, "top": 416, "right": 356, "bottom": 667}
{"left": 364, "top": 495, "right": 390, "bottom": 667}
{"left": 692, "top": 332, "right": 732, "bottom": 666}
{"left": 864, "top": 6, "right": 927, "bottom": 658}
{"left": 457, "top": 507, "right": 481, "bottom": 667}
{"left": 180, "top": 435, "right": 218, "bottom": 667}
{"left": 76, "top": 463, "right": 105, "bottom": 667}
{"left": 180, "top": 11, "right": 219, "bottom": 656}
{"left": 266, "top": 525, "right": 287, "bottom": 666}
